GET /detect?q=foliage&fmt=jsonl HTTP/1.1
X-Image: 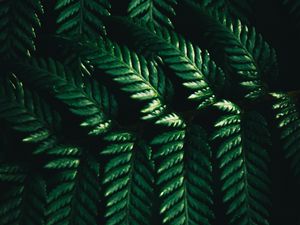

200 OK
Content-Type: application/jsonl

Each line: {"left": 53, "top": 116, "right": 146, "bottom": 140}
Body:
{"left": 0, "top": 0, "right": 300, "bottom": 225}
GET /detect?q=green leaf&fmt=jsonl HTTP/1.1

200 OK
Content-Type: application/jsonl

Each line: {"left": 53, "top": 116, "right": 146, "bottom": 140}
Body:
{"left": 128, "top": 0, "right": 177, "bottom": 28}
{"left": 212, "top": 100, "right": 271, "bottom": 225}
{"left": 55, "top": 0, "right": 111, "bottom": 38}
{"left": 46, "top": 149, "right": 100, "bottom": 225}
{"left": 0, "top": 0, "right": 43, "bottom": 59}
{"left": 0, "top": 75, "right": 60, "bottom": 154}
{"left": 16, "top": 58, "right": 114, "bottom": 136}
{"left": 102, "top": 17, "right": 222, "bottom": 109}
{"left": 180, "top": 1, "right": 278, "bottom": 99}
{"left": 272, "top": 93, "right": 300, "bottom": 179}
{"left": 152, "top": 124, "right": 214, "bottom": 225}
{"left": 102, "top": 131, "right": 154, "bottom": 225}
{"left": 0, "top": 165, "right": 46, "bottom": 225}
{"left": 83, "top": 37, "right": 169, "bottom": 120}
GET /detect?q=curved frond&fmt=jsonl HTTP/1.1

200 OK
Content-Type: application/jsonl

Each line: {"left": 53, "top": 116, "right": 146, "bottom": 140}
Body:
{"left": 151, "top": 124, "right": 214, "bottom": 225}
{"left": 0, "top": 165, "right": 46, "bottom": 225}
{"left": 272, "top": 93, "right": 300, "bottom": 179}
{"left": 17, "top": 58, "right": 114, "bottom": 136}
{"left": 45, "top": 148, "right": 100, "bottom": 225}
{"left": 128, "top": 0, "right": 177, "bottom": 28}
{"left": 0, "top": 75, "right": 59, "bottom": 154}
{"left": 102, "top": 131, "right": 154, "bottom": 225}
{"left": 212, "top": 100, "right": 271, "bottom": 224}
{"left": 102, "top": 17, "right": 224, "bottom": 109}
{"left": 0, "top": 0, "right": 43, "bottom": 59}
{"left": 55, "top": 0, "right": 111, "bottom": 38}
{"left": 84, "top": 38, "right": 169, "bottom": 120}
{"left": 180, "top": 1, "right": 278, "bottom": 99}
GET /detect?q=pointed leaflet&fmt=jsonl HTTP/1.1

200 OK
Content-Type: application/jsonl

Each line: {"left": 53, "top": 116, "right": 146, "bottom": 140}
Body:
{"left": 128, "top": 0, "right": 177, "bottom": 28}
{"left": 212, "top": 100, "right": 271, "bottom": 225}
{"left": 151, "top": 123, "right": 214, "bottom": 225}
{"left": 102, "top": 17, "right": 225, "bottom": 108}
{"left": 0, "top": 0, "right": 43, "bottom": 59}
{"left": 102, "top": 131, "right": 154, "bottom": 225}
{"left": 0, "top": 165, "right": 46, "bottom": 225}
{"left": 272, "top": 93, "right": 300, "bottom": 180}
{"left": 180, "top": 0, "right": 278, "bottom": 99}
{"left": 45, "top": 147, "right": 100, "bottom": 225}
{"left": 83, "top": 37, "right": 171, "bottom": 120}
{"left": 17, "top": 58, "right": 114, "bottom": 136}
{"left": 55, "top": 0, "right": 111, "bottom": 38}
{"left": 0, "top": 75, "right": 59, "bottom": 154}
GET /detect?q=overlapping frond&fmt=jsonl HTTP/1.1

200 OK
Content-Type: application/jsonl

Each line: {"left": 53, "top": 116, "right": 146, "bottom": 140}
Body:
{"left": 128, "top": 0, "right": 177, "bottom": 28}
{"left": 84, "top": 37, "right": 169, "bottom": 120}
{"left": 181, "top": 1, "right": 278, "bottom": 99}
{"left": 0, "top": 75, "right": 59, "bottom": 154}
{"left": 102, "top": 131, "right": 154, "bottom": 225}
{"left": 272, "top": 93, "right": 300, "bottom": 179}
{"left": 0, "top": 165, "right": 46, "bottom": 225}
{"left": 45, "top": 147, "right": 100, "bottom": 225}
{"left": 0, "top": 0, "right": 43, "bottom": 59}
{"left": 151, "top": 122, "right": 214, "bottom": 225}
{"left": 212, "top": 100, "right": 271, "bottom": 225}
{"left": 17, "top": 58, "right": 114, "bottom": 136}
{"left": 55, "top": 0, "right": 111, "bottom": 38}
{"left": 103, "top": 17, "right": 225, "bottom": 109}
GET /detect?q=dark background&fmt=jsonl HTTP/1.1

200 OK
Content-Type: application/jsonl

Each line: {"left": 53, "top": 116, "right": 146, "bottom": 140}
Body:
{"left": 19, "top": 0, "right": 300, "bottom": 224}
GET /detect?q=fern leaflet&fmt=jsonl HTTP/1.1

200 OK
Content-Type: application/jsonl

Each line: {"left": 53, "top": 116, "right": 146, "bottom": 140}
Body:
{"left": 128, "top": 0, "right": 177, "bottom": 28}
{"left": 55, "top": 0, "right": 111, "bottom": 38}
{"left": 151, "top": 123, "right": 214, "bottom": 225}
{"left": 0, "top": 0, "right": 43, "bottom": 59}
{"left": 272, "top": 93, "right": 300, "bottom": 179}
{"left": 212, "top": 100, "right": 271, "bottom": 225}
{"left": 102, "top": 131, "right": 154, "bottom": 225}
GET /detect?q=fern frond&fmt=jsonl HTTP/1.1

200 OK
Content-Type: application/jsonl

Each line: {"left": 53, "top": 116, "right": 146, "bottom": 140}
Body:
{"left": 272, "top": 93, "right": 300, "bottom": 179}
{"left": 45, "top": 147, "right": 99, "bottom": 225}
{"left": 17, "top": 58, "right": 114, "bottom": 136}
{"left": 181, "top": 1, "right": 278, "bottom": 99}
{"left": 128, "top": 0, "right": 177, "bottom": 28}
{"left": 0, "top": 0, "right": 43, "bottom": 59}
{"left": 103, "top": 17, "right": 224, "bottom": 109}
{"left": 212, "top": 100, "right": 271, "bottom": 225}
{"left": 0, "top": 75, "right": 59, "bottom": 154}
{"left": 102, "top": 131, "right": 154, "bottom": 225}
{"left": 84, "top": 38, "right": 169, "bottom": 120}
{"left": 0, "top": 165, "right": 46, "bottom": 225}
{"left": 55, "top": 0, "right": 110, "bottom": 38}
{"left": 151, "top": 124, "right": 214, "bottom": 225}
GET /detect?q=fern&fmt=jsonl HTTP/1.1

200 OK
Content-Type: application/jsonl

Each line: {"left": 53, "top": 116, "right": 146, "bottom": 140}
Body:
{"left": 55, "top": 0, "right": 111, "bottom": 38}
{"left": 45, "top": 147, "right": 100, "bottom": 225}
{"left": 16, "top": 58, "right": 114, "bottom": 136}
{"left": 0, "top": 75, "right": 59, "bottom": 154}
{"left": 272, "top": 93, "right": 300, "bottom": 179}
{"left": 0, "top": 165, "right": 46, "bottom": 225}
{"left": 83, "top": 37, "right": 171, "bottom": 120}
{"left": 180, "top": 0, "right": 278, "bottom": 99}
{"left": 0, "top": 0, "right": 300, "bottom": 224}
{"left": 102, "top": 131, "right": 154, "bottom": 225}
{"left": 151, "top": 122, "right": 214, "bottom": 224}
{"left": 0, "top": 0, "right": 43, "bottom": 59}
{"left": 128, "top": 0, "right": 177, "bottom": 28}
{"left": 102, "top": 17, "right": 225, "bottom": 109}
{"left": 212, "top": 100, "right": 271, "bottom": 225}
